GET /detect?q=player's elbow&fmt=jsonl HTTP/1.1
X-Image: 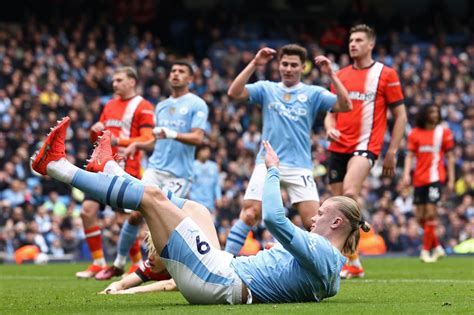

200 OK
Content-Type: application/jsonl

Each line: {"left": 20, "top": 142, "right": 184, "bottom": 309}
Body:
{"left": 340, "top": 99, "right": 352, "bottom": 112}
{"left": 227, "top": 89, "right": 239, "bottom": 99}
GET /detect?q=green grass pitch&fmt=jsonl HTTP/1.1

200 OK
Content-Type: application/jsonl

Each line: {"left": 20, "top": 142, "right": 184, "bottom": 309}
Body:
{"left": 1, "top": 257, "right": 472, "bottom": 314}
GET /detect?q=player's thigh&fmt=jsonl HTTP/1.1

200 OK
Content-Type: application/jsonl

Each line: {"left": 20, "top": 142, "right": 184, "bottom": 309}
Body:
{"left": 161, "top": 217, "right": 243, "bottom": 304}
{"left": 343, "top": 156, "right": 372, "bottom": 195}
{"left": 182, "top": 200, "right": 220, "bottom": 249}
{"left": 142, "top": 168, "right": 166, "bottom": 187}
{"left": 280, "top": 166, "right": 320, "bottom": 204}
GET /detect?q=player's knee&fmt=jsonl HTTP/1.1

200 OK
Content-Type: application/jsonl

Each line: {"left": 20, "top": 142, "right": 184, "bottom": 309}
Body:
{"left": 240, "top": 205, "right": 260, "bottom": 226}
{"left": 143, "top": 185, "right": 167, "bottom": 203}
{"left": 80, "top": 201, "right": 98, "bottom": 219}
{"left": 342, "top": 187, "right": 358, "bottom": 201}
{"left": 128, "top": 211, "right": 143, "bottom": 225}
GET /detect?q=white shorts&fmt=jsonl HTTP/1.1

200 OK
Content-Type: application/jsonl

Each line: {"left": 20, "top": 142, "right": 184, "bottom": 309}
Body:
{"left": 244, "top": 164, "right": 319, "bottom": 204}
{"left": 161, "top": 217, "right": 244, "bottom": 304}
{"left": 142, "top": 168, "right": 191, "bottom": 198}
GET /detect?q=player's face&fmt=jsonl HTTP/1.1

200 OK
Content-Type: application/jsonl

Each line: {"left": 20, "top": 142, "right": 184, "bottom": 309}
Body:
{"left": 310, "top": 200, "right": 336, "bottom": 235}
{"left": 169, "top": 65, "right": 192, "bottom": 89}
{"left": 427, "top": 106, "right": 440, "bottom": 124}
{"left": 112, "top": 72, "right": 135, "bottom": 98}
{"left": 279, "top": 55, "right": 304, "bottom": 87}
{"left": 349, "top": 32, "right": 375, "bottom": 60}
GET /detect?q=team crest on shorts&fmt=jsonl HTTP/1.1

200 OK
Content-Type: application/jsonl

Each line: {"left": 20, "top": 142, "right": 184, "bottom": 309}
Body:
{"left": 283, "top": 93, "right": 292, "bottom": 102}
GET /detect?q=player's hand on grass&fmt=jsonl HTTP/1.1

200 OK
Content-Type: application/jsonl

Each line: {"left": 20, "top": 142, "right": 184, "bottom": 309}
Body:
{"left": 382, "top": 151, "right": 396, "bottom": 177}
{"left": 253, "top": 48, "right": 276, "bottom": 66}
{"left": 314, "top": 56, "right": 335, "bottom": 76}
{"left": 326, "top": 128, "right": 341, "bottom": 142}
{"left": 263, "top": 140, "right": 279, "bottom": 169}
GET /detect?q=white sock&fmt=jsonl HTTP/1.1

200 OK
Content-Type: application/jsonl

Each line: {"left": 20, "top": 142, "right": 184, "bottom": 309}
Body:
{"left": 113, "top": 254, "right": 127, "bottom": 269}
{"left": 104, "top": 160, "right": 126, "bottom": 176}
{"left": 93, "top": 258, "right": 106, "bottom": 267}
{"left": 46, "top": 158, "right": 79, "bottom": 184}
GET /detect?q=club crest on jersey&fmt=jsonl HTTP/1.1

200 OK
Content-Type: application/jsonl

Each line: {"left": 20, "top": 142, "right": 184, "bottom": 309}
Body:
{"left": 283, "top": 93, "right": 292, "bottom": 102}
{"left": 297, "top": 94, "right": 308, "bottom": 102}
{"left": 180, "top": 107, "right": 189, "bottom": 115}
{"left": 169, "top": 107, "right": 176, "bottom": 115}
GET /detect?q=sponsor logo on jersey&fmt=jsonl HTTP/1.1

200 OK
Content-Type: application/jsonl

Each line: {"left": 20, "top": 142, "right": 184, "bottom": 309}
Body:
{"left": 158, "top": 119, "right": 187, "bottom": 128}
{"left": 105, "top": 119, "right": 123, "bottom": 128}
{"left": 268, "top": 102, "right": 307, "bottom": 121}
{"left": 348, "top": 91, "right": 376, "bottom": 102}
{"left": 419, "top": 145, "right": 439, "bottom": 153}
{"left": 196, "top": 111, "right": 206, "bottom": 118}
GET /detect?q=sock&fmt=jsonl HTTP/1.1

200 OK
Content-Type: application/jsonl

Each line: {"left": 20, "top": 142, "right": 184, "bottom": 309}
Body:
{"left": 103, "top": 160, "right": 185, "bottom": 209}
{"left": 347, "top": 253, "right": 362, "bottom": 268}
{"left": 423, "top": 222, "right": 434, "bottom": 251}
{"left": 129, "top": 239, "right": 142, "bottom": 264}
{"left": 114, "top": 220, "right": 140, "bottom": 268}
{"left": 225, "top": 219, "right": 252, "bottom": 255}
{"left": 84, "top": 226, "right": 106, "bottom": 266}
{"left": 71, "top": 169, "right": 144, "bottom": 211}
{"left": 47, "top": 158, "right": 79, "bottom": 184}
{"left": 426, "top": 221, "right": 439, "bottom": 249}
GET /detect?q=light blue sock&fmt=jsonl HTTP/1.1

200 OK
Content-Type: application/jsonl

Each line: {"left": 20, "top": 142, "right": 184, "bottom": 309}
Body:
{"left": 118, "top": 220, "right": 140, "bottom": 258}
{"left": 225, "top": 219, "right": 251, "bottom": 255}
{"left": 71, "top": 169, "right": 144, "bottom": 210}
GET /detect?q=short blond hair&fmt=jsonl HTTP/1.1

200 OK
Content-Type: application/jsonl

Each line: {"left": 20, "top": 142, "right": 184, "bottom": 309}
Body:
{"left": 113, "top": 66, "right": 138, "bottom": 83}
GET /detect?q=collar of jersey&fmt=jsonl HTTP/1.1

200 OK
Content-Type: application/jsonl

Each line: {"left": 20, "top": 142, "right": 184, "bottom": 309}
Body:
{"left": 277, "top": 82, "right": 303, "bottom": 91}
{"left": 170, "top": 92, "right": 191, "bottom": 101}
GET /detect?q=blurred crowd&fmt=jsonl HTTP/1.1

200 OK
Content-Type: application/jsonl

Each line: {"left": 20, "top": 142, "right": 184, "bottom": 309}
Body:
{"left": 0, "top": 12, "right": 473, "bottom": 263}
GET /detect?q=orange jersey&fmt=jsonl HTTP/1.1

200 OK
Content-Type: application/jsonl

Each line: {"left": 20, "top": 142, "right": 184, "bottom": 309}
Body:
{"left": 95, "top": 96, "right": 155, "bottom": 178}
{"left": 407, "top": 125, "right": 454, "bottom": 187}
{"left": 329, "top": 62, "right": 404, "bottom": 155}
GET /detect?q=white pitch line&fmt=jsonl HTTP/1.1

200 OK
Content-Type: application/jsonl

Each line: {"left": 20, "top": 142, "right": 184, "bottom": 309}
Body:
{"left": 0, "top": 275, "right": 72, "bottom": 280}
{"left": 343, "top": 279, "right": 474, "bottom": 284}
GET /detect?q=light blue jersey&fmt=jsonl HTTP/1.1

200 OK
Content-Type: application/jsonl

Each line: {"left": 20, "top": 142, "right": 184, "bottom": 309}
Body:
{"left": 189, "top": 160, "right": 221, "bottom": 211}
{"left": 246, "top": 81, "right": 337, "bottom": 170}
{"left": 231, "top": 167, "right": 346, "bottom": 303}
{"left": 147, "top": 93, "right": 208, "bottom": 178}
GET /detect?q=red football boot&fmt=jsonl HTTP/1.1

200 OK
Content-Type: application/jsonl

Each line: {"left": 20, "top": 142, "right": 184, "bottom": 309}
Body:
{"left": 31, "top": 117, "right": 70, "bottom": 176}
{"left": 85, "top": 130, "right": 116, "bottom": 173}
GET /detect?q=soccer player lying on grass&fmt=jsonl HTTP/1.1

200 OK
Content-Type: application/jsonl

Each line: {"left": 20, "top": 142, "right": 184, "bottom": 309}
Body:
{"left": 99, "top": 194, "right": 221, "bottom": 295}
{"left": 32, "top": 117, "right": 370, "bottom": 304}
{"left": 100, "top": 233, "right": 176, "bottom": 295}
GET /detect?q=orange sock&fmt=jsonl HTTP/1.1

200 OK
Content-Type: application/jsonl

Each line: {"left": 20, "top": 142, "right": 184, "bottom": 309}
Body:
{"left": 85, "top": 226, "right": 105, "bottom": 265}
{"left": 129, "top": 239, "right": 142, "bottom": 264}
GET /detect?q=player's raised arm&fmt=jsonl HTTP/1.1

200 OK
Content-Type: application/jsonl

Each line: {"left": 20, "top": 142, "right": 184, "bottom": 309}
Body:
{"left": 227, "top": 47, "right": 276, "bottom": 101}
{"left": 314, "top": 56, "right": 352, "bottom": 113}
{"left": 261, "top": 141, "right": 296, "bottom": 244}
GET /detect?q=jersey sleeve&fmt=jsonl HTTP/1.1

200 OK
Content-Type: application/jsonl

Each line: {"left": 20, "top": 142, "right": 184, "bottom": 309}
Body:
{"left": 407, "top": 130, "right": 418, "bottom": 152}
{"left": 136, "top": 100, "right": 156, "bottom": 129}
{"left": 384, "top": 68, "right": 404, "bottom": 108}
{"left": 245, "top": 81, "right": 265, "bottom": 105}
{"left": 318, "top": 89, "right": 337, "bottom": 112}
{"left": 191, "top": 98, "right": 209, "bottom": 130}
{"left": 442, "top": 128, "right": 455, "bottom": 152}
